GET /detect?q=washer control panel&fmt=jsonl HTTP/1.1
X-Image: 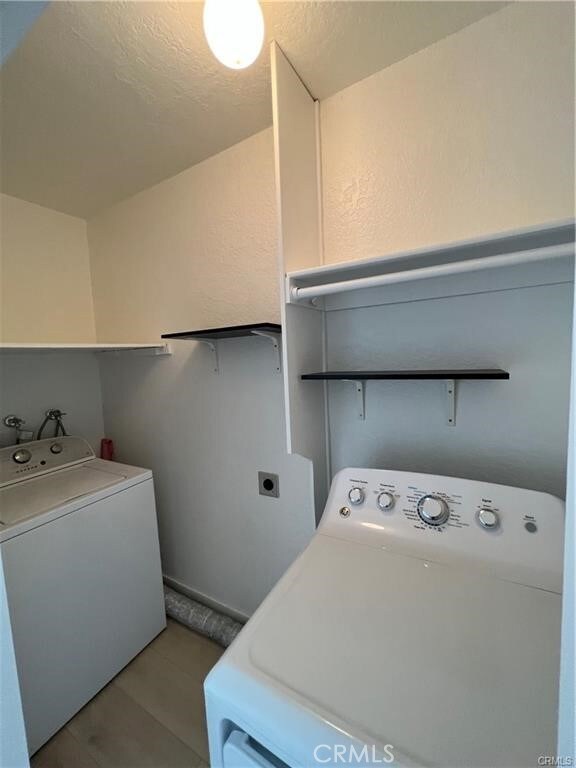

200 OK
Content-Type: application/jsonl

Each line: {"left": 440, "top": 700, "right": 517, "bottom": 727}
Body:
{"left": 319, "top": 467, "right": 564, "bottom": 592}
{"left": 0, "top": 437, "right": 94, "bottom": 487}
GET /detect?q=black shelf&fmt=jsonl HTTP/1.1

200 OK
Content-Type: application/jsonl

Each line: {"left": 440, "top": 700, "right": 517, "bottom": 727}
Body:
{"left": 301, "top": 369, "right": 509, "bottom": 381}
{"left": 162, "top": 323, "right": 281, "bottom": 341}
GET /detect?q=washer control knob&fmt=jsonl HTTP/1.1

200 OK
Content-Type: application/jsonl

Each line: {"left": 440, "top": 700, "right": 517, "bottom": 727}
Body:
{"left": 12, "top": 448, "right": 32, "bottom": 465}
{"left": 417, "top": 495, "right": 450, "bottom": 526}
{"left": 377, "top": 492, "right": 395, "bottom": 511}
{"left": 348, "top": 487, "right": 365, "bottom": 506}
{"left": 50, "top": 443, "right": 63, "bottom": 454}
{"left": 477, "top": 508, "right": 500, "bottom": 530}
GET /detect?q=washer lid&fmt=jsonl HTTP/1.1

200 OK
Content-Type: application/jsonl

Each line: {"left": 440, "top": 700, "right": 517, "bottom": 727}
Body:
{"left": 0, "top": 464, "right": 127, "bottom": 528}
{"left": 246, "top": 534, "right": 562, "bottom": 768}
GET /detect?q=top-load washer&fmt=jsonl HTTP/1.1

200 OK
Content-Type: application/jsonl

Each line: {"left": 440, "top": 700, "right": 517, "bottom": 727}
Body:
{"left": 205, "top": 467, "right": 564, "bottom": 768}
{"left": 0, "top": 436, "right": 166, "bottom": 755}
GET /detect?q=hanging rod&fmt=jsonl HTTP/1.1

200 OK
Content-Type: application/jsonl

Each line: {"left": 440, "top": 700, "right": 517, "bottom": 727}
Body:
{"left": 289, "top": 242, "right": 574, "bottom": 303}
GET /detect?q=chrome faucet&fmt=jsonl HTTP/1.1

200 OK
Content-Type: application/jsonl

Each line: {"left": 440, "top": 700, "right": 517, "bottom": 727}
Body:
{"left": 3, "top": 414, "right": 35, "bottom": 444}
{"left": 3, "top": 414, "right": 25, "bottom": 432}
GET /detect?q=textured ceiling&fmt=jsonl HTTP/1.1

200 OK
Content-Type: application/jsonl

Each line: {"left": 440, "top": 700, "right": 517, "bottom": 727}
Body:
{"left": 0, "top": 1, "right": 506, "bottom": 217}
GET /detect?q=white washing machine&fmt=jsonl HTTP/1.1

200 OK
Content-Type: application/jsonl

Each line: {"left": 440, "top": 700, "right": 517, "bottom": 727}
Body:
{"left": 205, "top": 468, "right": 564, "bottom": 768}
{"left": 0, "top": 436, "right": 166, "bottom": 755}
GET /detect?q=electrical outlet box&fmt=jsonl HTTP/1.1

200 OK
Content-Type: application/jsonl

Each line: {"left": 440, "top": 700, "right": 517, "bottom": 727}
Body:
{"left": 258, "top": 472, "right": 279, "bottom": 498}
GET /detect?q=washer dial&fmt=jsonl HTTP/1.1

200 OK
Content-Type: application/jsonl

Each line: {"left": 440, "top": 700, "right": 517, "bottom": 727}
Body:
{"left": 477, "top": 508, "right": 500, "bottom": 530}
{"left": 12, "top": 448, "right": 32, "bottom": 464}
{"left": 377, "top": 492, "right": 395, "bottom": 511}
{"left": 417, "top": 495, "right": 450, "bottom": 526}
{"left": 348, "top": 487, "right": 365, "bottom": 506}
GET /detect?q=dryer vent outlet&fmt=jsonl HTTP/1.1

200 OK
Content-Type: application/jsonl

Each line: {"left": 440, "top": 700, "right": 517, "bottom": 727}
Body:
{"left": 258, "top": 472, "right": 279, "bottom": 498}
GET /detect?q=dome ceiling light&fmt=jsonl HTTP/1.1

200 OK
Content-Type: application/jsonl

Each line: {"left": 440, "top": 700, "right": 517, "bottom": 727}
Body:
{"left": 203, "top": 0, "right": 265, "bottom": 70}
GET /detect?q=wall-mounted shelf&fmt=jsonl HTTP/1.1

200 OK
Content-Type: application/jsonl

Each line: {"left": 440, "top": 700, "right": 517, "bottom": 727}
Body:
{"left": 301, "top": 369, "right": 509, "bottom": 381}
{"left": 0, "top": 342, "right": 172, "bottom": 356}
{"left": 162, "top": 324, "right": 282, "bottom": 373}
{"left": 162, "top": 323, "right": 281, "bottom": 341}
{"left": 301, "top": 369, "right": 510, "bottom": 424}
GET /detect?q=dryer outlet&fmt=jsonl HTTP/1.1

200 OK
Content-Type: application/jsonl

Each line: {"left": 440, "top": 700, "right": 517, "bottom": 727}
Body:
{"left": 258, "top": 472, "right": 279, "bottom": 499}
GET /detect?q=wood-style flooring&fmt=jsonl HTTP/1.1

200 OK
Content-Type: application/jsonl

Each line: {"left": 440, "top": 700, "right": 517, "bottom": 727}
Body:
{"left": 31, "top": 619, "right": 223, "bottom": 768}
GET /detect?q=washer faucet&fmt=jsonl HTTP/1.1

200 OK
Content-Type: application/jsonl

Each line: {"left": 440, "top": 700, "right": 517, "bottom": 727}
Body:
{"left": 3, "top": 414, "right": 25, "bottom": 432}
{"left": 37, "top": 409, "right": 68, "bottom": 440}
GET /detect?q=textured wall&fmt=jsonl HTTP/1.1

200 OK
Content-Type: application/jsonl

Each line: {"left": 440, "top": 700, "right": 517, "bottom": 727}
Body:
{"left": 89, "top": 129, "right": 314, "bottom": 617}
{"left": 0, "top": 194, "right": 96, "bottom": 342}
{"left": 88, "top": 129, "right": 279, "bottom": 342}
{"left": 321, "top": 2, "right": 575, "bottom": 263}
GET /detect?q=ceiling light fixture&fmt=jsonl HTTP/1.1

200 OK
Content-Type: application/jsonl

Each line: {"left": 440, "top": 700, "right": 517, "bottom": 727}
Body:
{"left": 203, "top": 0, "right": 265, "bottom": 70}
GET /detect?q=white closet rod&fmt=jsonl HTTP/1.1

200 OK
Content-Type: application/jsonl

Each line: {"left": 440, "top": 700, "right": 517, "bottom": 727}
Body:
{"left": 290, "top": 242, "right": 574, "bottom": 302}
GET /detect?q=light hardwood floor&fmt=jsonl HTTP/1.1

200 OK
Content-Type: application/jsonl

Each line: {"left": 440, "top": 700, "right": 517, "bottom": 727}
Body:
{"left": 31, "top": 619, "right": 223, "bottom": 768}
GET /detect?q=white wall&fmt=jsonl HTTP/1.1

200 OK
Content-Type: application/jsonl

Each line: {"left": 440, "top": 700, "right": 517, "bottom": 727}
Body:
{"left": 0, "top": 194, "right": 96, "bottom": 342}
{"left": 0, "top": 352, "right": 104, "bottom": 451}
{"left": 320, "top": 2, "right": 575, "bottom": 264}
{"left": 89, "top": 129, "right": 314, "bottom": 617}
{"left": 98, "top": 341, "right": 314, "bottom": 619}
{"left": 88, "top": 129, "right": 280, "bottom": 341}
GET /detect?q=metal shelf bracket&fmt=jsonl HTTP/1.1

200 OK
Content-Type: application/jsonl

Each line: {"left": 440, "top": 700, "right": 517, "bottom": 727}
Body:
{"left": 252, "top": 331, "right": 282, "bottom": 372}
{"left": 343, "top": 380, "right": 366, "bottom": 420}
{"left": 445, "top": 379, "right": 456, "bottom": 426}
{"left": 139, "top": 343, "right": 172, "bottom": 357}
{"left": 337, "top": 379, "right": 454, "bottom": 424}
{"left": 196, "top": 339, "right": 220, "bottom": 373}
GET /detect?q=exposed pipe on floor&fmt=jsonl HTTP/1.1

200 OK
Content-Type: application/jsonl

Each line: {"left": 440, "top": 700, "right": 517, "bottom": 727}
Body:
{"left": 164, "top": 586, "right": 243, "bottom": 648}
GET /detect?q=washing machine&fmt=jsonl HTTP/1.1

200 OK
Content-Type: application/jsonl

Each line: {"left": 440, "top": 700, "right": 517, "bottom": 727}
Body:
{"left": 0, "top": 436, "right": 166, "bottom": 755}
{"left": 205, "top": 467, "right": 564, "bottom": 768}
